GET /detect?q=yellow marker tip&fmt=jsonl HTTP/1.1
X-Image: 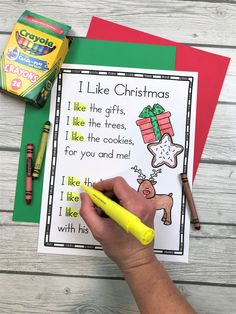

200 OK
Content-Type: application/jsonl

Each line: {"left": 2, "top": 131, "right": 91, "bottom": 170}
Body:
{"left": 81, "top": 184, "right": 90, "bottom": 192}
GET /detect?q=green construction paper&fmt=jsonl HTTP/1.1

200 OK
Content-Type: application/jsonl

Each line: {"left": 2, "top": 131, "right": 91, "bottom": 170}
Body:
{"left": 13, "top": 101, "right": 50, "bottom": 223}
{"left": 66, "top": 38, "right": 176, "bottom": 69}
{"left": 13, "top": 37, "right": 176, "bottom": 223}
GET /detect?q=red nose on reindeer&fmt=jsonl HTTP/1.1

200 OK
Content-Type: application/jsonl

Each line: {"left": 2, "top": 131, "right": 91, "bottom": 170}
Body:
{"left": 143, "top": 189, "right": 151, "bottom": 196}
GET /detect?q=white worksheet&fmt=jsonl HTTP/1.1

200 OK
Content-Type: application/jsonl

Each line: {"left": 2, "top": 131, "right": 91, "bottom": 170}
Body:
{"left": 38, "top": 64, "right": 197, "bottom": 262}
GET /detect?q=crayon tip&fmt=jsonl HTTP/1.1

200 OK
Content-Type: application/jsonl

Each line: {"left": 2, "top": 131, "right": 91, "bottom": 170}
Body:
{"left": 194, "top": 225, "right": 201, "bottom": 231}
{"left": 26, "top": 199, "right": 32, "bottom": 204}
{"left": 45, "top": 121, "right": 51, "bottom": 126}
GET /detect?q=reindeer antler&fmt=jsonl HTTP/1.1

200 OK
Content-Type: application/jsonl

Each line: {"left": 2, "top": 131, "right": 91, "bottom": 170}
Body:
{"left": 131, "top": 165, "right": 146, "bottom": 179}
{"left": 149, "top": 169, "right": 162, "bottom": 180}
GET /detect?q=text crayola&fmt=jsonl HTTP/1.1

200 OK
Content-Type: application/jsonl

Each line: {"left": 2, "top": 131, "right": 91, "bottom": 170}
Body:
{"left": 19, "top": 29, "right": 55, "bottom": 48}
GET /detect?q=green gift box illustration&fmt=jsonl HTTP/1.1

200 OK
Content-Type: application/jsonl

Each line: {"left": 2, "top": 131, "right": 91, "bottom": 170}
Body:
{"left": 136, "top": 103, "right": 174, "bottom": 143}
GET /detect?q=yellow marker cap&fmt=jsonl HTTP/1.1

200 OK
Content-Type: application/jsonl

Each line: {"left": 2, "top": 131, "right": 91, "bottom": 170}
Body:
{"left": 128, "top": 222, "right": 155, "bottom": 245}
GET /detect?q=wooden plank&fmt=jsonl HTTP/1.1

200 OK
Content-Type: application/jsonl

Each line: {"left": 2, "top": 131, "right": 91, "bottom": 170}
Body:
{"left": 0, "top": 151, "right": 18, "bottom": 211}
{"left": 0, "top": 211, "right": 235, "bottom": 284}
{"left": 201, "top": 103, "right": 236, "bottom": 161}
{"left": 204, "top": 47, "right": 236, "bottom": 103}
{"left": 1, "top": 1, "right": 236, "bottom": 46}
{"left": 0, "top": 273, "right": 235, "bottom": 314}
{"left": 1, "top": 209, "right": 235, "bottom": 238}
{"left": 0, "top": 273, "right": 138, "bottom": 314}
{"left": 1, "top": 100, "right": 236, "bottom": 161}
{"left": 176, "top": 283, "right": 236, "bottom": 314}
{"left": 1, "top": 151, "right": 235, "bottom": 223}
{"left": 0, "top": 95, "right": 24, "bottom": 150}
{"left": 0, "top": 36, "right": 235, "bottom": 106}
{"left": 0, "top": 34, "right": 235, "bottom": 154}
{"left": 193, "top": 162, "right": 236, "bottom": 223}
{"left": 0, "top": 28, "right": 235, "bottom": 103}
{"left": 0, "top": 4, "right": 235, "bottom": 314}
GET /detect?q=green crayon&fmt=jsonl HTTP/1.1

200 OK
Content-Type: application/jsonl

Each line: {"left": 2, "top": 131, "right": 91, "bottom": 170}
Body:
{"left": 32, "top": 43, "right": 39, "bottom": 53}
{"left": 33, "top": 121, "right": 51, "bottom": 178}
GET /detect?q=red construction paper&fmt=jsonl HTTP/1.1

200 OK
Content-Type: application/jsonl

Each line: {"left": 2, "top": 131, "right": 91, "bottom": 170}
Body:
{"left": 87, "top": 16, "right": 230, "bottom": 179}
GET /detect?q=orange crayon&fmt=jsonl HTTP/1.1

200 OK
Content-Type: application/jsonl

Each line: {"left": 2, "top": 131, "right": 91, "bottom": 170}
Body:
{"left": 25, "top": 144, "right": 34, "bottom": 204}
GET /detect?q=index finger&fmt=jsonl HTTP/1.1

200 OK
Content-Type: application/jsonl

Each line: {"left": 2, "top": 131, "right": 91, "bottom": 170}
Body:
{"left": 93, "top": 176, "right": 137, "bottom": 201}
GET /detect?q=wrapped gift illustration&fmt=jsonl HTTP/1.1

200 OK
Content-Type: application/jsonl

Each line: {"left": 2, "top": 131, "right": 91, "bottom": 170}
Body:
{"left": 157, "top": 112, "right": 174, "bottom": 137}
{"left": 136, "top": 104, "right": 174, "bottom": 143}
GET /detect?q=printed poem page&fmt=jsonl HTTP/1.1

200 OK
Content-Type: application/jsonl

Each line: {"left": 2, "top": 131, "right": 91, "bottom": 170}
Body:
{"left": 38, "top": 64, "right": 197, "bottom": 262}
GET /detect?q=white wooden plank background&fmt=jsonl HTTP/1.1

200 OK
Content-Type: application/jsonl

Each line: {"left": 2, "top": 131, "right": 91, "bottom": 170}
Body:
{"left": 0, "top": 1, "right": 236, "bottom": 313}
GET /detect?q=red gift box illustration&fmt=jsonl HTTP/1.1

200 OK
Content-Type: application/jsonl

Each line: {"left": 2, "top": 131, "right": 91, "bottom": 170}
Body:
{"left": 157, "top": 111, "right": 174, "bottom": 137}
{"left": 136, "top": 104, "right": 174, "bottom": 144}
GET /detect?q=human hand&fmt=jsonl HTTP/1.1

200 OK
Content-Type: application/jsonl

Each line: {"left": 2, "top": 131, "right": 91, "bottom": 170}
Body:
{"left": 80, "top": 176, "right": 157, "bottom": 272}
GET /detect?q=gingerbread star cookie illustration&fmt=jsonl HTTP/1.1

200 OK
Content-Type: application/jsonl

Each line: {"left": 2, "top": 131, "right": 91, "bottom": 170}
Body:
{"left": 147, "top": 134, "right": 184, "bottom": 168}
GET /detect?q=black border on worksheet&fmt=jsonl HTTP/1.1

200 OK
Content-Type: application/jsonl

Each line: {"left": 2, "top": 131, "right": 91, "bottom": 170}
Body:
{"left": 44, "top": 67, "right": 194, "bottom": 257}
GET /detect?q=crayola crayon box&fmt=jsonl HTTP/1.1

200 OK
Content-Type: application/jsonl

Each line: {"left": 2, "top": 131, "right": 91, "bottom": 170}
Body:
{"left": 0, "top": 10, "right": 71, "bottom": 107}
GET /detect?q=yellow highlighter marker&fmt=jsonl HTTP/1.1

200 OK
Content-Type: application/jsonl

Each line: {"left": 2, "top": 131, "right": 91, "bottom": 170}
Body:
{"left": 81, "top": 184, "right": 155, "bottom": 245}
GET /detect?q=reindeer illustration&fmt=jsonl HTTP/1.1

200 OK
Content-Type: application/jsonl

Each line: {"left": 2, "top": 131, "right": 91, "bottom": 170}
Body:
{"left": 131, "top": 166, "right": 173, "bottom": 225}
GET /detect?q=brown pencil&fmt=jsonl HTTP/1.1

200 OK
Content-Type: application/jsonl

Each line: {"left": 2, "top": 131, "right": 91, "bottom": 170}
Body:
{"left": 180, "top": 173, "right": 200, "bottom": 230}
